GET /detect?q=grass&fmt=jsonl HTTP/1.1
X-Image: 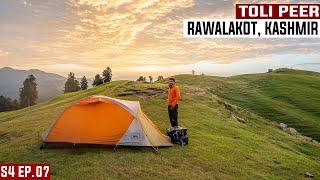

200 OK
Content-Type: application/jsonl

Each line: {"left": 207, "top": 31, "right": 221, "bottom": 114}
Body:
{"left": 174, "top": 69, "right": 320, "bottom": 141}
{"left": 178, "top": 69, "right": 320, "bottom": 141}
{"left": 0, "top": 71, "right": 320, "bottom": 179}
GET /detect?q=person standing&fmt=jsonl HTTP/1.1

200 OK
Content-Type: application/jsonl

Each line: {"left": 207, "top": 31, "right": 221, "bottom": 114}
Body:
{"left": 168, "top": 78, "right": 180, "bottom": 127}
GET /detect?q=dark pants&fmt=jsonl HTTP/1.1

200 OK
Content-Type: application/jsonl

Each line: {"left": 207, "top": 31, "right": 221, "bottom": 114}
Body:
{"left": 168, "top": 104, "right": 178, "bottom": 127}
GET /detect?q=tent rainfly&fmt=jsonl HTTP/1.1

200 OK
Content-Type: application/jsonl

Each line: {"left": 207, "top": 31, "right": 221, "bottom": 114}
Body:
{"left": 42, "top": 95, "right": 173, "bottom": 147}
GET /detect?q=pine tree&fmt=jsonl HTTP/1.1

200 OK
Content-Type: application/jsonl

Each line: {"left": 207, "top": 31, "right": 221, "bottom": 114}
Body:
{"left": 11, "top": 99, "right": 20, "bottom": 110}
{"left": 102, "top": 67, "right": 112, "bottom": 83}
{"left": 137, "top": 76, "right": 144, "bottom": 82}
{"left": 148, "top": 76, "right": 153, "bottom": 82}
{"left": 64, "top": 72, "right": 81, "bottom": 93}
{"left": 92, "top": 74, "right": 103, "bottom": 86}
{"left": 19, "top": 75, "right": 38, "bottom": 108}
{"left": 80, "top": 76, "right": 88, "bottom": 90}
{"left": 157, "top": 76, "right": 164, "bottom": 81}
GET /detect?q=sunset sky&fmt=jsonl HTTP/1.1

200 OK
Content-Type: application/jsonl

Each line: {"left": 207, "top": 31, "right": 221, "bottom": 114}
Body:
{"left": 0, "top": 0, "right": 319, "bottom": 79}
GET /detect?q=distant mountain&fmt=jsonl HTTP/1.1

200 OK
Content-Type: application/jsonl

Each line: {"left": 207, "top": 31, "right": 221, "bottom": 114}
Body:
{"left": 0, "top": 67, "right": 66, "bottom": 101}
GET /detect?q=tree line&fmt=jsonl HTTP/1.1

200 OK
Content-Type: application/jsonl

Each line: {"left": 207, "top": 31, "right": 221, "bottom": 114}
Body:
{"left": 0, "top": 75, "right": 38, "bottom": 112}
{"left": 0, "top": 96, "right": 19, "bottom": 112}
{"left": 136, "top": 75, "right": 163, "bottom": 82}
{"left": 0, "top": 66, "right": 166, "bottom": 112}
{"left": 64, "top": 67, "right": 112, "bottom": 93}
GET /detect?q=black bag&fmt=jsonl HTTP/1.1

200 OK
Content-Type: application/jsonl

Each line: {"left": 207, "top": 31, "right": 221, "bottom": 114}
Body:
{"left": 166, "top": 126, "right": 188, "bottom": 146}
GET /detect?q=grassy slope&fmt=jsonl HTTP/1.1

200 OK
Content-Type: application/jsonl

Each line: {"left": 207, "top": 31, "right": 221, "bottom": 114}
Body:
{"left": 177, "top": 69, "right": 320, "bottom": 141}
{"left": 0, "top": 76, "right": 319, "bottom": 179}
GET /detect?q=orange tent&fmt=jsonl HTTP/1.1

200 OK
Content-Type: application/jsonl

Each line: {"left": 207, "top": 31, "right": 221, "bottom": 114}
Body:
{"left": 42, "top": 95, "right": 173, "bottom": 147}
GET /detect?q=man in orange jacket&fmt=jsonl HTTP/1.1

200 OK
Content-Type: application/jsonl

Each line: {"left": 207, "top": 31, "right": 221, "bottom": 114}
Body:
{"left": 168, "top": 78, "right": 180, "bottom": 127}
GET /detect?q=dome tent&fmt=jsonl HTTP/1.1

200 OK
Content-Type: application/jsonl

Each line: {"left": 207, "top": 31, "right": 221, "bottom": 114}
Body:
{"left": 42, "top": 95, "right": 172, "bottom": 147}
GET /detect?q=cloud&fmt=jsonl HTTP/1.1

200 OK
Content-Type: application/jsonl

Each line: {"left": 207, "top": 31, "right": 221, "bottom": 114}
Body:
{"left": 0, "top": 0, "right": 319, "bottom": 77}
{"left": 294, "top": 63, "right": 320, "bottom": 66}
{"left": 64, "top": 0, "right": 194, "bottom": 49}
{"left": 0, "top": 50, "right": 9, "bottom": 57}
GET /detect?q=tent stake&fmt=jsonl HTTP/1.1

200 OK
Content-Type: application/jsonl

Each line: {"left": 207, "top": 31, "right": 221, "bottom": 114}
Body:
{"left": 40, "top": 143, "right": 45, "bottom": 150}
{"left": 113, "top": 145, "right": 118, "bottom": 152}
{"left": 151, "top": 146, "right": 159, "bottom": 153}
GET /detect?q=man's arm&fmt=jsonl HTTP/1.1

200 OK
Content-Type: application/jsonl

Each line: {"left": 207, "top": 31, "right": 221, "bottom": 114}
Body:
{"left": 172, "top": 87, "right": 180, "bottom": 106}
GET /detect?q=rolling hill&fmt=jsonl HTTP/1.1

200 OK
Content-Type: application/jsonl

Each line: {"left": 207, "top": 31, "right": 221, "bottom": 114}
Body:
{"left": 0, "top": 67, "right": 66, "bottom": 101}
{"left": 175, "top": 69, "right": 320, "bottom": 141}
{"left": 0, "top": 70, "right": 319, "bottom": 179}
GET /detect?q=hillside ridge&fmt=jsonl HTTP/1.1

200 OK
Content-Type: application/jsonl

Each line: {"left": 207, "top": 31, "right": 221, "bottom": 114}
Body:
{"left": 0, "top": 70, "right": 319, "bottom": 179}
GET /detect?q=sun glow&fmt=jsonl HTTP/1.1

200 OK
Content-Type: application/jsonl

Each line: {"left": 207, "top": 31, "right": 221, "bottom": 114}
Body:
{"left": 0, "top": 0, "right": 319, "bottom": 77}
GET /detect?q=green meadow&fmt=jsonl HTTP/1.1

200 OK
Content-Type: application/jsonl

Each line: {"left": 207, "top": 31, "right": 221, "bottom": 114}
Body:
{"left": 0, "top": 69, "right": 319, "bottom": 179}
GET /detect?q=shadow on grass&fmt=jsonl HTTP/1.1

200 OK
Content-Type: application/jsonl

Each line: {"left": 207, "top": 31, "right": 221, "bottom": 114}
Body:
{"left": 40, "top": 142, "right": 172, "bottom": 154}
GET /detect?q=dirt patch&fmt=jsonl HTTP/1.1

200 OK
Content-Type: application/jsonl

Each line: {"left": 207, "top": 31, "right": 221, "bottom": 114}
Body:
{"left": 191, "top": 87, "right": 206, "bottom": 95}
{"left": 217, "top": 99, "right": 236, "bottom": 112}
{"left": 185, "top": 86, "right": 206, "bottom": 96}
{"left": 125, "top": 89, "right": 141, "bottom": 92}
{"left": 232, "top": 114, "right": 246, "bottom": 124}
{"left": 117, "top": 88, "right": 165, "bottom": 99}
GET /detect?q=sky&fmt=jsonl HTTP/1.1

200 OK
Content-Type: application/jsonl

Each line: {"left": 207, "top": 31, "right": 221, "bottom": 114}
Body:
{"left": 0, "top": 0, "right": 320, "bottom": 79}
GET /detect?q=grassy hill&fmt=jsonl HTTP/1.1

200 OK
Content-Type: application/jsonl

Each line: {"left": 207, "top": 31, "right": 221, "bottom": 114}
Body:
{"left": 176, "top": 69, "right": 320, "bottom": 141}
{"left": 0, "top": 71, "right": 320, "bottom": 179}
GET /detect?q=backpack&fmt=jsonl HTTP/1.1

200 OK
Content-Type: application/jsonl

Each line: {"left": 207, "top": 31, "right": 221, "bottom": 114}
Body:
{"left": 166, "top": 126, "right": 188, "bottom": 146}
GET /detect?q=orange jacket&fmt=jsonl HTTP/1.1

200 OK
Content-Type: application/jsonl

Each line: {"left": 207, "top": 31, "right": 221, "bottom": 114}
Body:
{"left": 168, "top": 85, "right": 180, "bottom": 106}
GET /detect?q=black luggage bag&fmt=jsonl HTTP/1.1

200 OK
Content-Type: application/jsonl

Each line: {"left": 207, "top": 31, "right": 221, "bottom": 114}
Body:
{"left": 166, "top": 126, "right": 188, "bottom": 146}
